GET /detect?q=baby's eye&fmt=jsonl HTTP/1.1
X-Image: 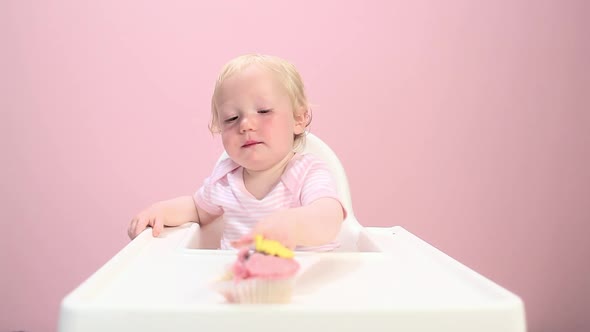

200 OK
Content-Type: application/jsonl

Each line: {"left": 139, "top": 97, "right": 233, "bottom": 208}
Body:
{"left": 224, "top": 116, "right": 238, "bottom": 123}
{"left": 258, "top": 109, "right": 272, "bottom": 114}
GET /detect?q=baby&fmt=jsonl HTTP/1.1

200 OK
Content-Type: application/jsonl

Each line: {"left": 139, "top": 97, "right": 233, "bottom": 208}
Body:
{"left": 128, "top": 54, "right": 346, "bottom": 250}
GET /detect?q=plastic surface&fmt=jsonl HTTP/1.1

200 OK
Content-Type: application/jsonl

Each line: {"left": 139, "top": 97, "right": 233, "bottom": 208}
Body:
{"left": 58, "top": 225, "right": 525, "bottom": 332}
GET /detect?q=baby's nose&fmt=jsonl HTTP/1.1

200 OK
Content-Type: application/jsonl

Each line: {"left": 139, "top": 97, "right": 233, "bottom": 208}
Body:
{"left": 239, "top": 114, "right": 257, "bottom": 132}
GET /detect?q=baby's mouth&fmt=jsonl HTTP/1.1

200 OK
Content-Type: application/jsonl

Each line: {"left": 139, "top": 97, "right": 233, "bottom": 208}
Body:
{"left": 242, "top": 141, "right": 262, "bottom": 148}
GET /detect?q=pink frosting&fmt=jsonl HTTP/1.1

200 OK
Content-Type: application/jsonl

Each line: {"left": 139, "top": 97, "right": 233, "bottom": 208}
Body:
{"left": 232, "top": 247, "right": 300, "bottom": 281}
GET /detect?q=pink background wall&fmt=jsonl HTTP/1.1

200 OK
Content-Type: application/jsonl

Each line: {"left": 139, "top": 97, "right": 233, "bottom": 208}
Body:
{"left": 2, "top": 1, "right": 588, "bottom": 331}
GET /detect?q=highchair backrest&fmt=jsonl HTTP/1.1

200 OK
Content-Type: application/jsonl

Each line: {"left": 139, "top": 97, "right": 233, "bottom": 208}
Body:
{"left": 199, "top": 132, "right": 362, "bottom": 251}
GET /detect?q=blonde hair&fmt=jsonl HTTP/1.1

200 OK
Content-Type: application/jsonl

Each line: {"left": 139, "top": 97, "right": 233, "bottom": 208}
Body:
{"left": 209, "top": 54, "right": 312, "bottom": 149}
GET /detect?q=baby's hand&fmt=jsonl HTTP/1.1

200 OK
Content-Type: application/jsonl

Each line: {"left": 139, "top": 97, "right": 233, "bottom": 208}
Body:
{"left": 128, "top": 203, "right": 166, "bottom": 240}
{"left": 234, "top": 210, "right": 298, "bottom": 249}
{"left": 231, "top": 234, "right": 254, "bottom": 248}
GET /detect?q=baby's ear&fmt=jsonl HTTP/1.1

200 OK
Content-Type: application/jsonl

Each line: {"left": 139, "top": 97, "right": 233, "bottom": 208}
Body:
{"left": 293, "top": 106, "right": 309, "bottom": 134}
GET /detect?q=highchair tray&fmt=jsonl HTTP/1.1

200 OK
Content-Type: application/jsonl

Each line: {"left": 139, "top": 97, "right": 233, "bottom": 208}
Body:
{"left": 58, "top": 225, "right": 525, "bottom": 332}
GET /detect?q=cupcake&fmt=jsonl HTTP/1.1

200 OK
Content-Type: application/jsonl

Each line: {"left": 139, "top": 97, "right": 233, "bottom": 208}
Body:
{"left": 213, "top": 235, "right": 300, "bottom": 304}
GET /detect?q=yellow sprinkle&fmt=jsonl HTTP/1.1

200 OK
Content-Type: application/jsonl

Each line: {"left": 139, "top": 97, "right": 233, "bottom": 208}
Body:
{"left": 254, "top": 235, "right": 294, "bottom": 258}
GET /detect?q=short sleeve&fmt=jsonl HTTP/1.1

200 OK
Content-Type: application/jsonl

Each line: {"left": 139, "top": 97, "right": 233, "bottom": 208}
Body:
{"left": 193, "top": 158, "right": 239, "bottom": 216}
{"left": 193, "top": 176, "right": 224, "bottom": 216}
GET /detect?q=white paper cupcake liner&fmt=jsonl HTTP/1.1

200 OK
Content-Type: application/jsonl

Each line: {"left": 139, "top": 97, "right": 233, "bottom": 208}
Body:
{"left": 213, "top": 278, "right": 295, "bottom": 304}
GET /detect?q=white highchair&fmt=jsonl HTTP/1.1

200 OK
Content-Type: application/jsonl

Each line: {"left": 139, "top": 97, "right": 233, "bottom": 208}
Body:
{"left": 58, "top": 133, "right": 526, "bottom": 332}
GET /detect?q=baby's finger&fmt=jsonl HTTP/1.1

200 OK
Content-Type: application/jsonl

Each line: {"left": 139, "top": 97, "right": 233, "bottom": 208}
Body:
{"left": 128, "top": 218, "right": 138, "bottom": 239}
{"left": 283, "top": 238, "right": 296, "bottom": 250}
{"left": 231, "top": 234, "right": 254, "bottom": 248}
{"left": 134, "top": 216, "right": 150, "bottom": 238}
{"left": 152, "top": 216, "right": 164, "bottom": 237}
{"left": 131, "top": 218, "right": 144, "bottom": 239}
{"left": 261, "top": 232, "right": 295, "bottom": 250}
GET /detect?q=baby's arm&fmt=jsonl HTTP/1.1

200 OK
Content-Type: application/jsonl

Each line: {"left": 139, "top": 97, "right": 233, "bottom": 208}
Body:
{"left": 246, "top": 197, "right": 344, "bottom": 249}
{"left": 128, "top": 196, "right": 218, "bottom": 239}
{"left": 287, "top": 198, "right": 344, "bottom": 246}
{"left": 291, "top": 197, "right": 344, "bottom": 246}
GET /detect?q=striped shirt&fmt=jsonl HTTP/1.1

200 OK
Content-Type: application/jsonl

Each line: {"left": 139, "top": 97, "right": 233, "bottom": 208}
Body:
{"left": 194, "top": 153, "right": 344, "bottom": 251}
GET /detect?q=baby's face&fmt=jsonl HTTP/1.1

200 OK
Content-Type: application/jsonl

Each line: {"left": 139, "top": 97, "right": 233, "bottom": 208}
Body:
{"left": 215, "top": 66, "right": 305, "bottom": 172}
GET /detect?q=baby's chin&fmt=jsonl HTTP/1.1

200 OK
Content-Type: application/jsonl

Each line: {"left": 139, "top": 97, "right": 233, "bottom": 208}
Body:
{"left": 240, "top": 161, "right": 277, "bottom": 173}
{"left": 232, "top": 155, "right": 289, "bottom": 172}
